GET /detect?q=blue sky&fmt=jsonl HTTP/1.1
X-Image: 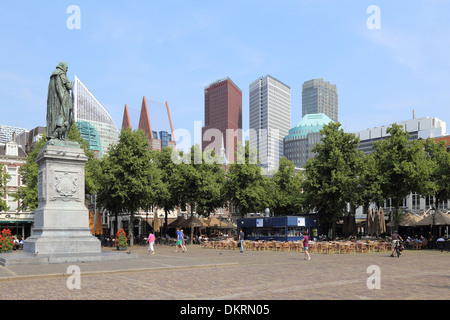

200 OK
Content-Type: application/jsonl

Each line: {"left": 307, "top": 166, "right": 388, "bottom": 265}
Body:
{"left": 1, "top": 0, "right": 450, "bottom": 146}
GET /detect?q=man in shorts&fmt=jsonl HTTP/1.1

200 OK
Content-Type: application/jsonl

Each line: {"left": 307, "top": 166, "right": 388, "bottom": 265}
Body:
{"left": 175, "top": 228, "right": 183, "bottom": 253}
{"left": 390, "top": 230, "right": 403, "bottom": 257}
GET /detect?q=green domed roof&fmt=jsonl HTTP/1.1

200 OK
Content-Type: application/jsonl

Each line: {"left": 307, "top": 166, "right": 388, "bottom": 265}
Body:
{"left": 285, "top": 113, "right": 333, "bottom": 140}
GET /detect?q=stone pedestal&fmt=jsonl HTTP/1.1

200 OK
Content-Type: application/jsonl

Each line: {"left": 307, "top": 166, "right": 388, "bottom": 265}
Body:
{"left": 1, "top": 140, "right": 137, "bottom": 266}
{"left": 23, "top": 140, "right": 101, "bottom": 255}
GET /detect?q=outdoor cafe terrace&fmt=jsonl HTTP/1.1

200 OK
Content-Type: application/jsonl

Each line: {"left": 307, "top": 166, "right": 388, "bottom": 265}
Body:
{"left": 201, "top": 238, "right": 396, "bottom": 254}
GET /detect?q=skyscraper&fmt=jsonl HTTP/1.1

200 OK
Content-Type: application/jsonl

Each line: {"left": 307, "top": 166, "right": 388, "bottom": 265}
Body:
{"left": 0, "top": 125, "right": 27, "bottom": 144}
{"left": 249, "top": 75, "right": 291, "bottom": 173}
{"left": 302, "top": 79, "right": 338, "bottom": 122}
{"left": 202, "top": 77, "right": 242, "bottom": 163}
{"left": 73, "top": 75, "right": 120, "bottom": 158}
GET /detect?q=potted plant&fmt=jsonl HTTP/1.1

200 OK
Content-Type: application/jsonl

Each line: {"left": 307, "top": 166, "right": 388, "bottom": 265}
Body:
{"left": 0, "top": 228, "right": 14, "bottom": 253}
{"left": 115, "top": 228, "right": 128, "bottom": 251}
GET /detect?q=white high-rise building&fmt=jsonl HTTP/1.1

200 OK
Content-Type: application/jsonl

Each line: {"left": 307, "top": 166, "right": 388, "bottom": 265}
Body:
{"left": 249, "top": 75, "right": 291, "bottom": 173}
{"left": 0, "top": 125, "right": 27, "bottom": 144}
{"left": 73, "top": 75, "right": 119, "bottom": 158}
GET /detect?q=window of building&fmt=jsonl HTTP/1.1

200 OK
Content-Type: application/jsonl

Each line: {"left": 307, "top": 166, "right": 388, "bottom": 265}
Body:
{"left": 7, "top": 167, "right": 17, "bottom": 187}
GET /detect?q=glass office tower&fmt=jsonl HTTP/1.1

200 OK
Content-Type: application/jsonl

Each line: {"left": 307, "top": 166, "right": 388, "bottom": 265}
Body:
{"left": 302, "top": 79, "right": 338, "bottom": 123}
{"left": 73, "top": 75, "right": 119, "bottom": 158}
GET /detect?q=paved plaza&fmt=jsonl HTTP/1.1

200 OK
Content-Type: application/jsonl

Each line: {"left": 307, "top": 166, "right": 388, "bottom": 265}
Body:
{"left": 0, "top": 244, "right": 448, "bottom": 300}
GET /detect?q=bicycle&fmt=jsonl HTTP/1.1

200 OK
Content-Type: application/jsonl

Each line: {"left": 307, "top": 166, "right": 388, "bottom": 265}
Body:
{"left": 394, "top": 240, "right": 403, "bottom": 257}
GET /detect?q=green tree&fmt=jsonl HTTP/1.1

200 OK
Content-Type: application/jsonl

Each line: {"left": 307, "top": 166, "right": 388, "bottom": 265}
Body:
{"left": 373, "top": 123, "right": 434, "bottom": 227}
{"left": 96, "top": 128, "right": 163, "bottom": 245}
{"left": 150, "top": 146, "right": 181, "bottom": 236}
{"left": 0, "top": 170, "right": 11, "bottom": 212}
{"left": 225, "top": 141, "right": 268, "bottom": 217}
{"left": 421, "top": 138, "right": 450, "bottom": 209}
{"left": 302, "top": 122, "right": 363, "bottom": 238}
{"left": 14, "top": 134, "right": 47, "bottom": 211}
{"left": 173, "top": 144, "right": 227, "bottom": 241}
{"left": 358, "top": 153, "right": 384, "bottom": 222}
{"left": 269, "top": 157, "right": 304, "bottom": 216}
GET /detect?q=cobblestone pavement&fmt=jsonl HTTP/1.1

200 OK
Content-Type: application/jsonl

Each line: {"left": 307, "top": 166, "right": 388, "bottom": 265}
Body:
{"left": 0, "top": 244, "right": 448, "bottom": 300}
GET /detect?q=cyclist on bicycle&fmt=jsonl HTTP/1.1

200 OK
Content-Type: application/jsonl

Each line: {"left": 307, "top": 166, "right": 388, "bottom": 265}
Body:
{"left": 390, "top": 230, "right": 403, "bottom": 257}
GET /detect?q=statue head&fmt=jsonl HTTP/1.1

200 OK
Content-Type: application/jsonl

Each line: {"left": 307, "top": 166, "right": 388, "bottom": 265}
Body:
{"left": 57, "top": 61, "right": 68, "bottom": 72}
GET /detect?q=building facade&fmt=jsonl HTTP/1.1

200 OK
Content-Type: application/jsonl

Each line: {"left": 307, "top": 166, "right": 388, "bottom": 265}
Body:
{"left": 0, "top": 133, "right": 33, "bottom": 238}
{"left": 354, "top": 115, "right": 447, "bottom": 155}
{"left": 73, "top": 75, "right": 120, "bottom": 158}
{"left": 284, "top": 113, "right": 333, "bottom": 168}
{"left": 0, "top": 125, "right": 27, "bottom": 144}
{"left": 249, "top": 75, "right": 291, "bottom": 173}
{"left": 202, "top": 77, "right": 242, "bottom": 163}
{"left": 302, "top": 79, "right": 338, "bottom": 123}
{"left": 354, "top": 115, "right": 449, "bottom": 221}
{"left": 15, "top": 126, "right": 45, "bottom": 155}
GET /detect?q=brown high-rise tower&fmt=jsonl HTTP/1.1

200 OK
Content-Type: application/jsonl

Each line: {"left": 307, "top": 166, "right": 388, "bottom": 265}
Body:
{"left": 202, "top": 77, "right": 242, "bottom": 163}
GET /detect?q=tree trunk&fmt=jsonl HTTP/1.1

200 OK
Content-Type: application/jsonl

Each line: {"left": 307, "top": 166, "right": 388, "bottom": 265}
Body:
{"left": 129, "top": 210, "right": 134, "bottom": 246}
{"left": 190, "top": 204, "right": 194, "bottom": 245}
{"left": 164, "top": 209, "right": 168, "bottom": 239}
{"left": 114, "top": 211, "right": 118, "bottom": 236}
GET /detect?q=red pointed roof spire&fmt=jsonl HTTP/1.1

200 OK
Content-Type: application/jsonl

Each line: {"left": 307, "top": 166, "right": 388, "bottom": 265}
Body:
{"left": 121, "top": 104, "right": 131, "bottom": 131}
{"left": 138, "top": 96, "right": 153, "bottom": 139}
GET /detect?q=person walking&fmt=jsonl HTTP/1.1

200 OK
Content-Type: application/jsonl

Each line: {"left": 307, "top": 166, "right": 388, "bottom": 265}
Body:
{"left": 239, "top": 229, "right": 245, "bottom": 253}
{"left": 175, "top": 228, "right": 182, "bottom": 252}
{"left": 147, "top": 232, "right": 155, "bottom": 255}
{"left": 303, "top": 231, "right": 311, "bottom": 260}
{"left": 180, "top": 229, "right": 188, "bottom": 252}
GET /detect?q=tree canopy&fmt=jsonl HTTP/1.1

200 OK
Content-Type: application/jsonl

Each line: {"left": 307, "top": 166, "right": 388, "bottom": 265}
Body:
{"left": 302, "top": 122, "right": 363, "bottom": 236}
{"left": 96, "top": 128, "right": 163, "bottom": 245}
{"left": 225, "top": 141, "right": 269, "bottom": 217}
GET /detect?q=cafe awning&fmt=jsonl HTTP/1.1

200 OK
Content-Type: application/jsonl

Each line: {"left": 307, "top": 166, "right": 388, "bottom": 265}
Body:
{"left": 203, "top": 216, "right": 232, "bottom": 228}
{"left": 179, "top": 217, "right": 207, "bottom": 228}
{"left": 415, "top": 210, "right": 450, "bottom": 226}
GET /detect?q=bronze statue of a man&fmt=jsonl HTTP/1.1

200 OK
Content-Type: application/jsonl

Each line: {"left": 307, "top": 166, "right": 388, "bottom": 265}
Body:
{"left": 46, "top": 61, "right": 73, "bottom": 140}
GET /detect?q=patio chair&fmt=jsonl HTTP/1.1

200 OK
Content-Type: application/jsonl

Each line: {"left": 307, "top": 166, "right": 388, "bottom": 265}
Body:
{"left": 375, "top": 242, "right": 386, "bottom": 252}
{"left": 346, "top": 243, "right": 356, "bottom": 254}
{"left": 326, "top": 243, "right": 336, "bottom": 254}
{"left": 335, "top": 242, "right": 345, "bottom": 254}
{"left": 275, "top": 242, "right": 283, "bottom": 252}
{"left": 357, "top": 243, "right": 368, "bottom": 253}
{"left": 265, "top": 241, "right": 275, "bottom": 251}
{"left": 292, "top": 242, "right": 301, "bottom": 252}
{"left": 385, "top": 242, "right": 392, "bottom": 251}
